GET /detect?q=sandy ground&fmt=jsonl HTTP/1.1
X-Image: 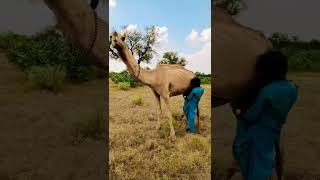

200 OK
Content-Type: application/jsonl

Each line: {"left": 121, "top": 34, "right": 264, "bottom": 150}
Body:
{"left": 109, "top": 80, "right": 211, "bottom": 179}
{"left": 213, "top": 73, "right": 320, "bottom": 179}
{"left": 0, "top": 53, "right": 106, "bottom": 180}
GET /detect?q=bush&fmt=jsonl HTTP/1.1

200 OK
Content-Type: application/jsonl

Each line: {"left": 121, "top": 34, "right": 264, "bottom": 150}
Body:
{"left": 71, "top": 111, "right": 105, "bottom": 142}
{"left": 110, "top": 71, "right": 142, "bottom": 88}
{"left": 131, "top": 95, "right": 143, "bottom": 106}
{"left": 1, "top": 29, "right": 100, "bottom": 82}
{"left": 118, "top": 82, "right": 130, "bottom": 90}
{"left": 27, "top": 65, "right": 66, "bottom": 93}
{"left": 195, "top": 72, "right": 211, "bottom": 84}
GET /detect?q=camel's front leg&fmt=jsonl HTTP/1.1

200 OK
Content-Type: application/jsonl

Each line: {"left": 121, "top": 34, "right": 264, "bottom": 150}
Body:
{"left": 152, "top": 91, "right": 161, "bottom": 130}
{"left": 160, "top": 96, "right": 175, "bottom": 141}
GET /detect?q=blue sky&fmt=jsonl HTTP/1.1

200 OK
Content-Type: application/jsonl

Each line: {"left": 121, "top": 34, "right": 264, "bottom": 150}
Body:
{"left": 109, "top": 0, "right": 211, "bottom": 73}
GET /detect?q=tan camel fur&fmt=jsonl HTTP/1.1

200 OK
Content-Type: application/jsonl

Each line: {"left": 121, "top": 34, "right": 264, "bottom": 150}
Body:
{"left": 43, "top": 0, "right": 108, "bottom": 69}
{"left": 110, "top": 32, "right": 196, "bottom": 140}
{"left": 213, "top": 7, "right": 272, "bottom": 107}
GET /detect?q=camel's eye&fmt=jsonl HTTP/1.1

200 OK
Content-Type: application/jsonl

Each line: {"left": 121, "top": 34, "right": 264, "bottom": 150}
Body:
{"left": 121, "top": 36, "right": 125, "bottom": 41}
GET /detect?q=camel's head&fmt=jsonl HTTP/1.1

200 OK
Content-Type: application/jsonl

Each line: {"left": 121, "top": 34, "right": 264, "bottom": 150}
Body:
{"left": 110, "top": 31, "right": 127, "bottom": 50}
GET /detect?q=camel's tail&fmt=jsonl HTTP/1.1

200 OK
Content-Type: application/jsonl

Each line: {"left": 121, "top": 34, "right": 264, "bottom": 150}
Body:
{"left": 197, "top": 106, "right": 200, "bottom": 134}
{"left": 275, "top": 138, "right": 284, "bottom": 180}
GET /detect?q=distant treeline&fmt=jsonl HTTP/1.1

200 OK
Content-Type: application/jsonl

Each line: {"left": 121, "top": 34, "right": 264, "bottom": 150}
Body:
{"left": 269, "top": 32, "right": 320, "bottom": 72}
{"left": 110, "top": 71, "right": 211, "bottom": 89}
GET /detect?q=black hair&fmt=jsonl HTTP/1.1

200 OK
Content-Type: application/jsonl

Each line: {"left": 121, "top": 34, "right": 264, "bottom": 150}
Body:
{"left": 256, "top": 50, "right": 288, "bottom": 85}
{"left": 184, "top": 77, "right": 201, "bottom": 97}
{"left": 238, "top": 50, "right": 288, "bottom": 110}
{"left": 190, "top": 77, "right": 201, "bottom": 87}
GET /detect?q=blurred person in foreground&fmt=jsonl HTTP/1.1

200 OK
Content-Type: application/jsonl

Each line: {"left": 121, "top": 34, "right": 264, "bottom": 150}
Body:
{"left": 231, "top": 50, "right": 298, "bottom": 180}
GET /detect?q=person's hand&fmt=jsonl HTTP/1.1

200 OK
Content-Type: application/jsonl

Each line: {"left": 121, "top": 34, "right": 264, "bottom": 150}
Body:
{"left": 232, "top": 107, "right": 242, "bottom": 117}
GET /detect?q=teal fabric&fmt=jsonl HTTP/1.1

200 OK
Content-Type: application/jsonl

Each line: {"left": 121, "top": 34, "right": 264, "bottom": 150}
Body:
{"left": 233, "top": 80, "right": 298, "bottom": 180}
{"left": 183, "top": 87, "right": 205, "bottom": 132}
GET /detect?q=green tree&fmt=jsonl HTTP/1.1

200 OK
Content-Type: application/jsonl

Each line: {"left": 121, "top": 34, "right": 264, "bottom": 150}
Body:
{"left": 109, "top": 25, "right": 159, "bottom": 64}
{"left": 159, "top": 52, "right": 187, "bottom": 66}
{"left": 214, "top": 0, "right": 247, "bottom": 16}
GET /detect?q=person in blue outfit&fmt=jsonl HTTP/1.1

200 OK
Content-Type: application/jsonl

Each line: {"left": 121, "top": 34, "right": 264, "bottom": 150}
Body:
{"left": 231, "top": 50, "right": 298, "bottom": 180}
{"left": 183, "top": 77, "right": 205, "bottom": 133}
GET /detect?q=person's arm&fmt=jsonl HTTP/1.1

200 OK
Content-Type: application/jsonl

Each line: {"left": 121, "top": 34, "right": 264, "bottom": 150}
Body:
{"left": 239, "top": 88, "right": 271, "bottom": 125}
{"left": 186, "top": 90, "right": 194, "bottom": 101}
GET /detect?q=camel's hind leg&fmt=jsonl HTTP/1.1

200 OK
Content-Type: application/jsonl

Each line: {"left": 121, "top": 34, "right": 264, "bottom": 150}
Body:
{"left": 160, "top": 95, "right": 175, "bottom": 141}
{"left": 152, "top": 91, "right": 161, "bottom": 130}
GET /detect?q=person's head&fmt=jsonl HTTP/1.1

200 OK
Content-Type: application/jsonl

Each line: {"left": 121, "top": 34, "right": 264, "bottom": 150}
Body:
{"left": 256, "top": 50, "right": 288, "bottom": 85}
{"left": 190, "top": 77, "right": 201, "bottom": 88}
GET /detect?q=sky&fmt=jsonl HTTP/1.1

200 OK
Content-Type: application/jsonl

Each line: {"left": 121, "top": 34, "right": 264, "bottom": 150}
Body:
{"left": 236, "top": 0, "right": 320, "bottom": 41}
{"left": 109, "top": 0, "right": 211, "bottom": 74}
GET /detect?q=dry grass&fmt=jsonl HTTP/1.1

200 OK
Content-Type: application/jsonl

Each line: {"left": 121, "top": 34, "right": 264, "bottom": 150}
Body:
{"left": 109, "top": 79, "right": 211, "bottom": 179}
{"left": 131, "top": 94, "right": 143, "bottom": 106}
{"left": 0, "top": 53, "right": 106, "bottom": 179}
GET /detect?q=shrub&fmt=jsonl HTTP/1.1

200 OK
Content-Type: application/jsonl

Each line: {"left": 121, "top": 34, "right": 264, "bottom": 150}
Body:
{"left": 71, "top": 110, "right": 105, "bottom": 142}
{"left": 285, "top": 49, "right": 320, "bottom": 72}
{"left": 131, "top": 95, "right": 143, "bottom": 106}
{"left": 27, "top": 65, "right": 66, "bottom": 93}
{"left": 2, "top": 29, "right": 100, "bottom": 82}
{"left": 118, "top": 82, "right": 130, "bottom": 90}
{"left": 195, "top": 72, "right": 211, "bottom": 84}
{"left": 110, "top": 71, "right": 142, "bottom": 88}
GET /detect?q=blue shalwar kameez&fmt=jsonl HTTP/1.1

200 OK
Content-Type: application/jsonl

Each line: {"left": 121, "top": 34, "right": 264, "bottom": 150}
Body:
{"left": 233, "top": 80, "right": 298, "bottom": 180}
{"left": 183, "top": 87, "right": 205, "bottom": 133}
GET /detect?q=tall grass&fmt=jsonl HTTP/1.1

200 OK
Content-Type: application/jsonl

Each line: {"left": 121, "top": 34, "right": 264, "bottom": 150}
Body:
{"left": 71, "top": 110, "right": 105, "bottom": 143}
{"left": 110, "top": 71, "right": 142, "bottom": 88}
{"left": 27, "top": 65, "right": 66, "bottom": 93}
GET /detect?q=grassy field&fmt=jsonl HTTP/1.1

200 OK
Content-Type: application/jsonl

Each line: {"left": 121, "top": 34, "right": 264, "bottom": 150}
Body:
{"left": 109, "top": 80, "right": 211, "bottom": 179}
{"left": 0, "top": 53, "right": 106, "bottom": 179}
{"left": 213, "top": 73, "right": 320, "bottom": 179}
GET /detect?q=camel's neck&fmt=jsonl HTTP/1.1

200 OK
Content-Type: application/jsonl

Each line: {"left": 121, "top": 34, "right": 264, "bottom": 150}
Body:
{"left": 45, "top": 0, "right": 93, "bottom": 45}
{"left": 44, "top": 0, "right": 108, "bottom": 69}
{"left": 117, "top": 46, "right": 153, "bottom": 86}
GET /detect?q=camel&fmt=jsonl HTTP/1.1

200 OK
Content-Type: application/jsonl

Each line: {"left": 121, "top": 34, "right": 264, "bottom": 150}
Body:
{"left": 110, "top": 32, "right": 197, "bottom": 140}
{"left": 43, "top": 0, "right": 108, "bottom": 69}
{"left": 213, "top": 7, "right": 272, "bottom": 108}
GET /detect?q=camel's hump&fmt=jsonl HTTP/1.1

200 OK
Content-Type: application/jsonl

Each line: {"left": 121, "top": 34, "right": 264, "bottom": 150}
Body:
{"left": 157, "top": 64, "right": 184, "bottom": 68}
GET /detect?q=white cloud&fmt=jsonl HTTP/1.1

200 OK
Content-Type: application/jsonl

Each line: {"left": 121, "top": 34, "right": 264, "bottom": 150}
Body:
{"left": 183, "top": 42, "right": 211, "bottom": 74}
{"left": 109, "top": 0, "right": 117, "bottom": 8}
{"left": 186, "top": 29, "right": 199, "bottom": 43}
{"left": 199, "top": 28, "right": 211, "bottom": 43}
{"left": 121, "top": 24, "right": 138, "bottom": 35}
{"left": 183, "top": 27, "right": 211, "bottom": 74}
{"left": 186, "top": 27, "right": 211, "bottom": 44}
{"left": 154, "top": 26, "right": 169, "bottom": 44}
